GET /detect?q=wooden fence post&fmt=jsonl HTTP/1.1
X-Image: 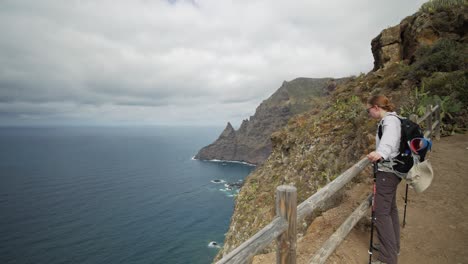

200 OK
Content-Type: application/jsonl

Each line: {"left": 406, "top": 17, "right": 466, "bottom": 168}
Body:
{"left": 426, "top": 105, "right": 433, "bottom": 136}
{"left": 276, "top": 185, "right": 297, "bottom": 264}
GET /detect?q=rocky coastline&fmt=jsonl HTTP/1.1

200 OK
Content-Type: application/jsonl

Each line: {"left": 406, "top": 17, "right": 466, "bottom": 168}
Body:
{"left": 195, "top": 77, "right": 349, "bottom": 165}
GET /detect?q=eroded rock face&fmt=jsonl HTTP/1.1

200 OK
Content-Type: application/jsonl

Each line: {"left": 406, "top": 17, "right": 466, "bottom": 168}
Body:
{"left": 372, "top": 6, "right": 467, "bottom": 70}
{"left": 372, "top": 25, "right": 403, "bottom": 71}
{"left": 195, "top": 77, "right": 348, "bottom": 165}
{"left": 195, "top": 122, "right": 238, "bottom": 161}
{"left": 194, "top": 104, "right": 290, "bottom": 164}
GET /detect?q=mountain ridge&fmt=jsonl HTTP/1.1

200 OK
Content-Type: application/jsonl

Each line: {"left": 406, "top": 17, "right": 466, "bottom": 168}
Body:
{"left": 195, "top": 77, "right": 348, "bottom": 165}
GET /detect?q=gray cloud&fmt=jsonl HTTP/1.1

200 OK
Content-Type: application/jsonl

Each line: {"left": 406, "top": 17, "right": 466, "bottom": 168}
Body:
{"left": 0, "top": 0, "right": 427, "bottom": 126}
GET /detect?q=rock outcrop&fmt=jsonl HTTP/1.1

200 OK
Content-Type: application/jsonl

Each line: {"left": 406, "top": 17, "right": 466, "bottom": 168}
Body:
{"left": 195, "top": 77, "right": 348, "bottom": 165}
{"left": 372, "top": 4, "right": 467, "bottom": 70}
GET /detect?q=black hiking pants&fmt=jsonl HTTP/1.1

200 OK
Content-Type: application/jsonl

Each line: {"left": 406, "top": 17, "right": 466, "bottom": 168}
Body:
{"left": 375, "top": 171, "right": 401, "bottom": 264}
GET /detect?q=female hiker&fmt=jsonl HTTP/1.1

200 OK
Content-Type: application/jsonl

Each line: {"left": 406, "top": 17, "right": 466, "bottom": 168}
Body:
{"left": 366, "top": 95, "right": 401, "bottom": 264}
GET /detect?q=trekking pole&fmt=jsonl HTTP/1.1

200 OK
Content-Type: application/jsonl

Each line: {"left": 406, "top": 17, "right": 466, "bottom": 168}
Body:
{"left": 368, "top": 161, "right": 378, "bottom": 264}
{"left": 403, "top": 183, "right": 409, "bottom": 228}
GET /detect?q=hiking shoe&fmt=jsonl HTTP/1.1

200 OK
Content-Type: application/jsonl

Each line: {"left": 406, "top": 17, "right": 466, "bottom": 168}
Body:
{"left": 373, "top": 243, "right": 400, "bottom": 255}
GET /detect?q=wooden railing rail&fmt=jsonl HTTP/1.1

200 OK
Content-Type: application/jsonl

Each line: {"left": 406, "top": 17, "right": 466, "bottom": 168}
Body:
{"left": 216, "top": 158, "right": 371, "bottom": 264}
{"left": 309, "top": 194, "right": 373, "bottom": 263}
{"left": 216, "top": 103, "right": 441, "bottom": 264}
{"left": 296, "top": 158, "right": 371, "bottom": 223}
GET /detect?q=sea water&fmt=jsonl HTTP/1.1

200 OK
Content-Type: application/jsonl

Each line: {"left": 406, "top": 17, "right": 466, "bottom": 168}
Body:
{"left": 0, "top": 126, "right": 254, "bottom": 264}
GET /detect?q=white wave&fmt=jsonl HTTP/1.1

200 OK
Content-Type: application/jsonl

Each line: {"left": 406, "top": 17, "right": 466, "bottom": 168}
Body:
{"left": 208, "top": 241, "right": 221, "bottom": 248}
{"left": 211, "top": 179, "right": 226, "bottom": 184}
{"left": 195, "top": 158, "right": 256, "bottom": 167}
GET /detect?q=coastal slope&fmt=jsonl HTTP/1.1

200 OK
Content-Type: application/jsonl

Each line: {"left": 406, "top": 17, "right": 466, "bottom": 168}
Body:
{"left": 195, "top": 77, "right": 348, "bottom": 165}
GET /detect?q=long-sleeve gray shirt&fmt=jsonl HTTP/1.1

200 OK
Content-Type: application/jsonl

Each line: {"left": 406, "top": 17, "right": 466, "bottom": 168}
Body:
{"left": 376, "top": 112, "right": 401, "bottom": 160}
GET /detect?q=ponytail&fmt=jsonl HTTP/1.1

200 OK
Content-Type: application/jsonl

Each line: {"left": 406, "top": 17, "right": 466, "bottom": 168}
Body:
{"left": 368, "top": 95, "right": 395, "bottom": 112}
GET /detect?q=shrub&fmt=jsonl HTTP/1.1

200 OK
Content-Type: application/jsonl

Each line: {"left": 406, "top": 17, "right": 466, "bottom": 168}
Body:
{"left": 420, "top": 0, "right": 466, "bottom": 13}
{"left": 378, "top": 74, "right": 402, "bottom": 90}
{"left": 331, "top": 95, "right": 364, "bottom": 122}
{"left": 407, "top": 39, "right": 466, "bottom": 81}
{"left": 422, "top": 71, "right": 468, "bottom": 106}
{"left": 400, "top": 84, "right": 463, "bottom": 135}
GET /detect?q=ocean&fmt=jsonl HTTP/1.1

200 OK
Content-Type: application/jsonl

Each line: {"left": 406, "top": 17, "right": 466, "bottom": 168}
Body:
{"left": 0, "top": 126, "right": 255, "bottom": 264}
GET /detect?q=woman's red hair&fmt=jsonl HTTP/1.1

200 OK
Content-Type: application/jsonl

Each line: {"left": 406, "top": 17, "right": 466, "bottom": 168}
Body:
{"left": 368, "top": 95, "right": 395, "bottom": 112}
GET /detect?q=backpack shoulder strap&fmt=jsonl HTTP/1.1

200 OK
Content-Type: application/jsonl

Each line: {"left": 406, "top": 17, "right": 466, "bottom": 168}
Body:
{"left": 378, "top": 113, "right": 402, "bottom": 139}
{"left": 386, "top": 113, "right": 404, "bottom": 121}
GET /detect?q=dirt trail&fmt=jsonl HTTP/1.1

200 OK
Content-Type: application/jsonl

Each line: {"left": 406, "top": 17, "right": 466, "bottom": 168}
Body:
{"left": 253, "top": 133, "right": 468, "bottom": 264}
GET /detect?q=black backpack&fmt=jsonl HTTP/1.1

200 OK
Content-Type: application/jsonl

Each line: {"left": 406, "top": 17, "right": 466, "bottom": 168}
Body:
{"left": 378, "top": 115, "right": 426, "bottom": 173}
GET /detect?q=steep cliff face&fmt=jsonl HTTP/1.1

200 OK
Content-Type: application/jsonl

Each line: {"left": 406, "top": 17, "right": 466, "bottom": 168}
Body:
{"left": 195, "top": 77, "right": 348, "bottom": 165}
{"left": 216, "top": 2, "right": 467, "bottom": 261}
{"left": 372, "top": 4, "right": 467, "bottom": 70}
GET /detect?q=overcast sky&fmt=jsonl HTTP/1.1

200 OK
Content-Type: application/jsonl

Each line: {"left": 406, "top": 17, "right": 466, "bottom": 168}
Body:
{"left": 0, "top": 0, "right": 426, "bottom": 127}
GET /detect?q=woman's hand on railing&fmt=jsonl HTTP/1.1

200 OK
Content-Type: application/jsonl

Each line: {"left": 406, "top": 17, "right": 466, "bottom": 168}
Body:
{"left": 367, "top": 151, "right": 382, "bottom": 162}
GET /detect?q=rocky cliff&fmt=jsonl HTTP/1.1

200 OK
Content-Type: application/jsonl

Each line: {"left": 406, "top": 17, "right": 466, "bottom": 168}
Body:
{"left": 372, "top": 1, "right": 467, "bottom": 70}
{"left": 216, "top": 1, "right": 467, "bottom": 261}
{"left": 195, "top": 77, "right": 348, "bottom": 165}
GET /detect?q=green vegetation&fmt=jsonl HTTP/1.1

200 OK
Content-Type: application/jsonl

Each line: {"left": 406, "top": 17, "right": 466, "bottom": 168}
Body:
{"left": 376, "top": 63, "right": 406, "bottom": 90}
{"left": 400, "top": 84, "right": 463, "bottom": 134}
{"left": 420, "top": 0, "right": 466, "bottom": 13}
{"left": 401, "top": 85, "right": 460, "bottom": 117}
{"left": 422, "top": 71, "right": 468, "bottom": 106}
{"left": 330, "top": 95, "right": 365, "bottom": 122}
{"left": 399, "top": 38, "right": 467, "bottom": 130}
{"left": 406, "top": 39, "right": 466, "bottom": 81}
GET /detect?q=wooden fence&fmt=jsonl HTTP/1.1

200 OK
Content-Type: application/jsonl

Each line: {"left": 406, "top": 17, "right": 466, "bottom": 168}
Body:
{"left": 216, "top": 103, "right": 441, "bottom": 264}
